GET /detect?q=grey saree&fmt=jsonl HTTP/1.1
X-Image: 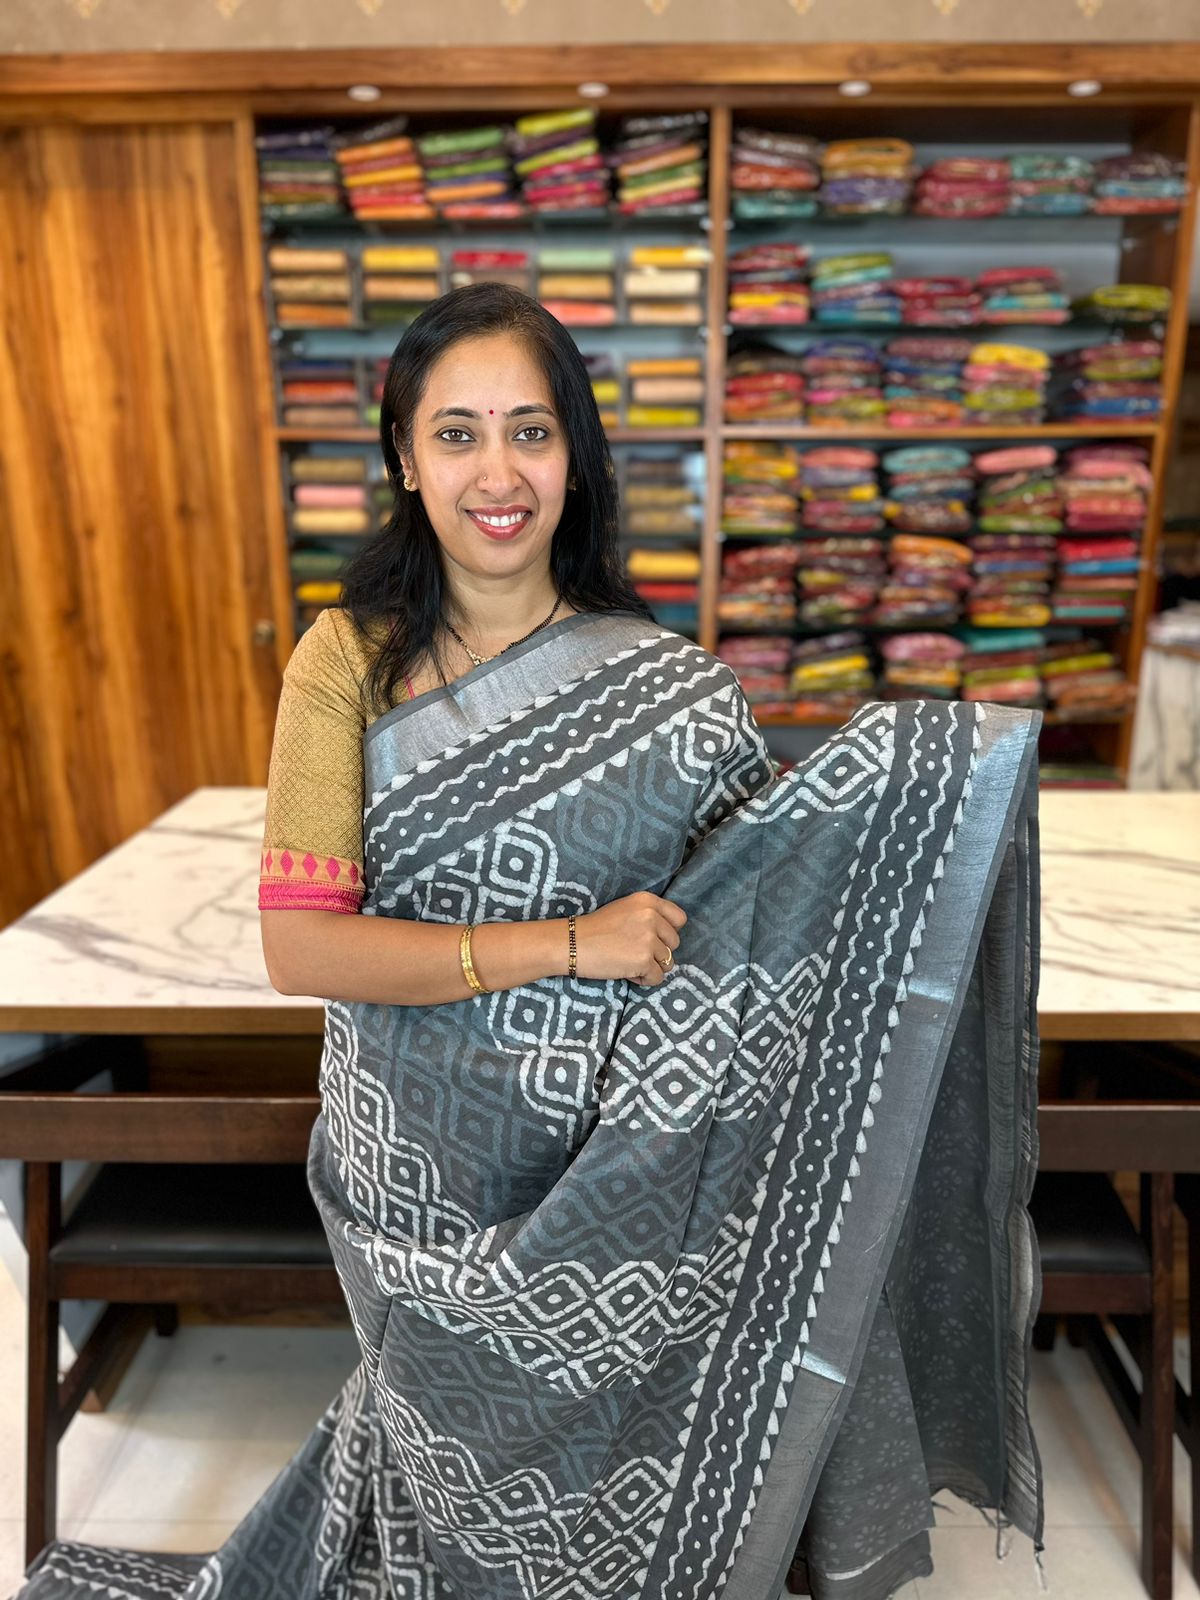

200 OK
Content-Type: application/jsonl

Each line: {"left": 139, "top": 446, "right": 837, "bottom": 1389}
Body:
{"left": 16, "top": 606, "right": 1045, "bottom": 1600}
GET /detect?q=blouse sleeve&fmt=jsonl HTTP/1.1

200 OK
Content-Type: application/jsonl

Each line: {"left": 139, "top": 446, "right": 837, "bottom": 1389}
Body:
{"left": 259, "top": 607, "right": 369, "bottom": 913}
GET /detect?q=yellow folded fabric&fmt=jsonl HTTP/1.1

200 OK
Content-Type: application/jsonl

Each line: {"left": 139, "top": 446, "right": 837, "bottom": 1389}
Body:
{"left": 630, "top": 378, "right": 705, "bottom": 404}
{"left": 628, "top": 245, "right": 711, "bottom": 268}
{"left": 362, "top": 275, "right": 440, "bottom": 300}
{"left": 515, "top": 108, "right": 594, "bottom": 138}
{"left": 969, "top": 344, "right": 1051, "bottom": 371}
{"left": 590, "top": 379, "right": 621, "bottom": 404}
{"left": 294, "top": 581, "right": 345, "bottom": 604}
{"left": 335, "top": 137, "right": 414, "bottom": 165}
{"left": 290, "top": 456, "right": 366, "bottom": 483}
{"left": 343, "top": 164, "right": 424, "bottom": 188}
{"left": 361, "top": 246, "right": 440, "bottom": 271}
{"left": 627, "top": 357, "right": 704, "bottom": 377}
{"left": 292, "top": 509, "right": 371, "bottom": 535}
{"left": 624, "top": 485, "right": 697, "bottom": 506}
{"left": 625, "top": 405, "right": 702, "bottom": 427}
{"left": 270, "top": 276, "right": 352, "bottom": 301}
{"left": 625, "top": 548, "right": 702, "bottom": 578}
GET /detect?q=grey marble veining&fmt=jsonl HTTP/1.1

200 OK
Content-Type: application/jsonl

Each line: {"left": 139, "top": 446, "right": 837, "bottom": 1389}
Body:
{"left": 0, "top": 784, "right": 1197, "bottom": 1039}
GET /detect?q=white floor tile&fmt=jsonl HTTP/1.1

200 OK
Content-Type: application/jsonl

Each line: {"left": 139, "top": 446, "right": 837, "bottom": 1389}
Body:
{"left": 923, "top": 1523, "right": 1200, "bottom": 1600}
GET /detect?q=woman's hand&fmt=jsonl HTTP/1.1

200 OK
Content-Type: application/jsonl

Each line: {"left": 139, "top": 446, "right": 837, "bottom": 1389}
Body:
{"left": 572, "top": 891, "right": 687, "bottom": 986}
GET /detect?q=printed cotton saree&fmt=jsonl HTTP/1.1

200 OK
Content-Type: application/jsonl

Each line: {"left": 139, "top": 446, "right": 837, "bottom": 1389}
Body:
{"left": 16, "top": 607, "right": 1045, "bottom": 1600}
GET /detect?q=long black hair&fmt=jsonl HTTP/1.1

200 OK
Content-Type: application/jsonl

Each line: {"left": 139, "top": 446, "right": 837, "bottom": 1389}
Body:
{"left": 337, "top": 281, "right": 654, "bottom": 716}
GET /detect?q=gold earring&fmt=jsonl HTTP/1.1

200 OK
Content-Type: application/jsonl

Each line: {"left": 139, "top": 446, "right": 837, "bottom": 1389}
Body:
{"left": 568, "top": 476, "right": 577, "bottom": 491}
{"left": 403, "top": 473, "right": 416, "bottom": 491}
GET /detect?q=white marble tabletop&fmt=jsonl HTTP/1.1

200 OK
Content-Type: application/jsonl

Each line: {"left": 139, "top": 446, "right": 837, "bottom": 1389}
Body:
{"left": 0, "top": 786, "right": 1196, "bottom": 1040}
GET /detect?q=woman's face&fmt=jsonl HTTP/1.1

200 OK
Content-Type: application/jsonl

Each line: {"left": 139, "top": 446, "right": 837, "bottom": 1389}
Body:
{"left": 398, "top": 331, "right": 570, "bottom": 584}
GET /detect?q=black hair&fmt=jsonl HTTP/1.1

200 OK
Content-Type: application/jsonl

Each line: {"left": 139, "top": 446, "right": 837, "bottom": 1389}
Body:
{"left": 337, "top": 281, "right": 654, "bottom": 715}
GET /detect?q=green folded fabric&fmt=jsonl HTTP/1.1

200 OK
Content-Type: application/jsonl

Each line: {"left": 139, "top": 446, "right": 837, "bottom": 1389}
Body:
{"left": 418, "top": 126, "right": 507, "bottom": 156}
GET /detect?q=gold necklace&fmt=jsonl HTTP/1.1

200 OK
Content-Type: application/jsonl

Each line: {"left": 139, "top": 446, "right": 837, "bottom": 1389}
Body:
{"left": 444, "top": 592, "right": 565, "bottom": 667}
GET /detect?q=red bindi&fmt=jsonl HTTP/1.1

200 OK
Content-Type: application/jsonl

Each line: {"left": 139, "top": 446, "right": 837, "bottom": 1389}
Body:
{"left": 489, "top": 408, "right": 494, "bottom": 414}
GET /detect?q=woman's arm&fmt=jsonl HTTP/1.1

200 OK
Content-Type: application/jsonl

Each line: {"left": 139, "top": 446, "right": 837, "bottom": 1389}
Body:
{"left": 261, "top": 909, "right": 570, "bottom": 1004}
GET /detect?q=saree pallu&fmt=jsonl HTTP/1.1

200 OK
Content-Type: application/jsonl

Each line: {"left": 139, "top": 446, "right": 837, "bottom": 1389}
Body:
{"left": 16, "top": 608, "right": 1045, "bottom": 1600}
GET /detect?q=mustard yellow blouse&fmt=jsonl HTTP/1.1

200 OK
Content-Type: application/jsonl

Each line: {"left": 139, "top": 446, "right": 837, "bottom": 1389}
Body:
{"left": 258, "top": 607, "right": 414, "bottom": 913}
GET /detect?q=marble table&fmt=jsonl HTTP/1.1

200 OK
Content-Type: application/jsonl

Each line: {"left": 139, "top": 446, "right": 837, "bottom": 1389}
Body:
{"left": 0, "top": 785, "right": 1197, "bottom": 1043}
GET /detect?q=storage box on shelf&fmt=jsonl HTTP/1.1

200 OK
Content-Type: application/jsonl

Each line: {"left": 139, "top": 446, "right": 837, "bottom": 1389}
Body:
{"left": 254, "top": 94, "right": 1197, "bottom": 785}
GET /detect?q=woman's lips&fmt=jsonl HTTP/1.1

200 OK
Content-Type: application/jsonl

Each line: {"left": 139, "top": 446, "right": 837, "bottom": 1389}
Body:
{"left": 466, "top": 510, "right": 533, "bottom": 540}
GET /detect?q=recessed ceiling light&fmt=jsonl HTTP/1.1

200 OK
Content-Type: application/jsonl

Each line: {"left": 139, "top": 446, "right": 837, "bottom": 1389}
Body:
{"left": 347, "top": 84, "right": 382, "bottom": 102}
{"left": 578, "top": 81, "right": 610, "bottom": 99}
{"left": 838, "top": 80, "right": 872, "bottom": 97}
{"left": 1067, "top": 79, "right": 1103, "bottom": 97}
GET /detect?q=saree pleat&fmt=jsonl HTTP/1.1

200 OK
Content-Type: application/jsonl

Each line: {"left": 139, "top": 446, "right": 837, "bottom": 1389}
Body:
{"left": 15, "top": 608, "right": 1044, "bottom": 1600}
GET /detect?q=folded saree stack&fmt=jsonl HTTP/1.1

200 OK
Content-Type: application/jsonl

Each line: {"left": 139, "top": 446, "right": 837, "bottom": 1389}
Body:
{"left": 1091, "top": 151, "right": 1188, "bottom": 213}
{"left": 625, "top": 537, "right": 703, "bottom": 636}
{"left": 447, "top": 247, "right": 533, "bottom": 293}
{"left": 721, "top": 439, "right": 802, "bottom": 535}
{"left": 962, "top": 341, "right": 1050, "bottom": 424}
{"left": 715, "top": 626, "right": 796, "bottom": 713}
{"left": 811, "top": 252, "right": 899, "bottom": 323}
{"left": 581, "top": 352, "right": 620, "bottom": 429}
{"left": 914, "top": 155, "right": 1011, "bottom": 217}
{"left": 728, "top": 241, "right": 811, "bottom": 326}
{"left": 802, "top": 339, "right": 885, "bottom": 425}
{"left": 1071, "top": 282, "right": 1171, "bottom": 326}
{"left": 877, "top": 533, "right": 972, "bottom": 627}
{"left": 624, "top": 242, "right": 708, "bottom": 329}
{"left": 266, "top": 245, "right": 354, "bottom": 329}
{"left": 724, "top": 338, "right": 807, "bottom": 422}
{"left": 977, "top": 265, "right": 1069, "bottom": 325}
{"left": 882, "top": 444, "right": 974, "bottom": 535}
{"left": 796, "top": 534, "right": 886, "bottom": 628}
{"left": 612, "top": 109, "right": 708, "bottom": 213}
{"left": 879, "top": 629, "right": 967, "bottom": 698}
{"left": 536, "top": 244, "right": 617, "bottom": 326}
{"left": 418, "top": 123, "right": 518, "bottom": 220}
{"left": 718, "top": 539, "right": 802, "bottom": 636}
{"left": 1052, "top": 443, "right": 1149, "bottom": 625}
{"left": 1053, "top": 337, "right": 1164, "bottom": 420}
{"left": 287, "top": 451, "right": 372, "bottom": 541}
{"left": 511, "top": 107, "right": 607, "bottom": 215}
{"left": 788, "top": 628, "right": 876, "bottom": 710}
{"left": 954, "top": 624, "right": 1049, "bottom": 705}
{"left": 799, "top": 445, "right": 885, "bottom": 535}
{"left": 882, "top": 337, "right": 969, "bottom": 426}
{"left": 334, "top": 116, "right": 432, "bottom": 221}
{"left": 625, "top": 351, "right": 706, "bottom": 428}
{"left": 730, "top": 125, "right": 822, "bottom": 220}
{"left": 1040, "top": 636, "right": 1134, "bottom": 714}
{"left": 967, "top": 445, "right": 1059, "bottom": 629}
{"left": 360, "top": 244, "right": 442, "bottom": 327}
{"left": 819, "top": 137, "right": 915, "bottom": 214}
{"left": 891, "top": 273, "right": 980, "bottom": 327}
{"left": 256, "top": 124, "right": 346, "bottom": 222}
{"left": 1007, "top": 152, "right": 1093, "bottom": 215}
{"left": 277, "top": 355, "right": 361, "bottom": 428}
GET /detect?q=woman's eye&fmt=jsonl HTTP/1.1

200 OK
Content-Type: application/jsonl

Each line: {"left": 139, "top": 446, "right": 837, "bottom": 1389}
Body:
{"left": 516, "top": 426, "right": 550, "bottom": 441}
{"left": 439, "top": 428, "right": 470, "bottom": 443}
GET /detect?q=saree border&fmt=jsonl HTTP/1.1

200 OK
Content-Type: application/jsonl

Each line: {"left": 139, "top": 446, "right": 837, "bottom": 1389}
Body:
{"left": 720, "top": 700, "right": 1043, "bottom": 1600}
{"left": 363, "top": 606, "right": 649, "bottom": 750}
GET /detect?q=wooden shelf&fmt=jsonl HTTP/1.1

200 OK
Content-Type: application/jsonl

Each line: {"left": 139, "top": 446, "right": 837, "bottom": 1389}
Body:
{"left": 719, "top": 423, "right": 1162, "bottom": 441}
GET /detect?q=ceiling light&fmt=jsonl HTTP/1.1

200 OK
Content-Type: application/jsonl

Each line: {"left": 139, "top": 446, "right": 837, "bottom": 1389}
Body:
{"left": 838, "top": 80, "right": 872, "bottom": 97}
{"left": 347, "top": 84, "right": 382, "bottom": 102}
{"left": 578, "top": 81, "right": 610, "bottom": 99}
{"left": 1067, "top": 79, "right": 1103, "bottom": 97}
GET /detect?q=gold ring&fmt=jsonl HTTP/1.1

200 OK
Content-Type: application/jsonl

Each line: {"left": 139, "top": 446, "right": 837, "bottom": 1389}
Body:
{"left": 661, "top": 951, "right": 674, "bottom": 969}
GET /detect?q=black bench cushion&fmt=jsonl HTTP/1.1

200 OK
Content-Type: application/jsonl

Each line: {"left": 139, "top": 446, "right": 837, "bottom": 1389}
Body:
{"left": 1030, "top": 1170, "right": 1148, "bottom": 1276}
{"left": 49, "top": 1162, "right": 334, "bottom": 1266}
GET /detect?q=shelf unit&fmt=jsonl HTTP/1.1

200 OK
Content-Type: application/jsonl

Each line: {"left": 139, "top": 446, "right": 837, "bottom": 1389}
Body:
{"left": 254, "top": 90, "right": 1200, "bottom": 782}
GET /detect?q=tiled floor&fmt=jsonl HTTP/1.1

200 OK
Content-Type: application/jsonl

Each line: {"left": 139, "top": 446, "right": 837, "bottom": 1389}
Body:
{"left": 0, "top": 1261, "right": 1194, "bottom": 1598}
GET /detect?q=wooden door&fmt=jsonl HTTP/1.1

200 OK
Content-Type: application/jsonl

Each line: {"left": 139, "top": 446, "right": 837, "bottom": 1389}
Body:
{"left": 0, "top": 115, "right": 289, "bottom": 924}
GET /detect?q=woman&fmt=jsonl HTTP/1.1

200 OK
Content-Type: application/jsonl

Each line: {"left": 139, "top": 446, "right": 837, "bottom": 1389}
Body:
{"left": 16, "top": 284, "right": 1045, "bottom": 1600}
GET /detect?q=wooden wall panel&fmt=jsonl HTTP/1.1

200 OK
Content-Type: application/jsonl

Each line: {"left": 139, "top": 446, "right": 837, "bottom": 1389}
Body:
{"left": 0, "top": 119, "right": 285, "bottom": 925}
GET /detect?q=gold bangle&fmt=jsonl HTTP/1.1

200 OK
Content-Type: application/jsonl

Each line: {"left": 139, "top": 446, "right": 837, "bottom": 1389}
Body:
{"left": 460, "top": 923, "right": 489, "bottom": 995}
